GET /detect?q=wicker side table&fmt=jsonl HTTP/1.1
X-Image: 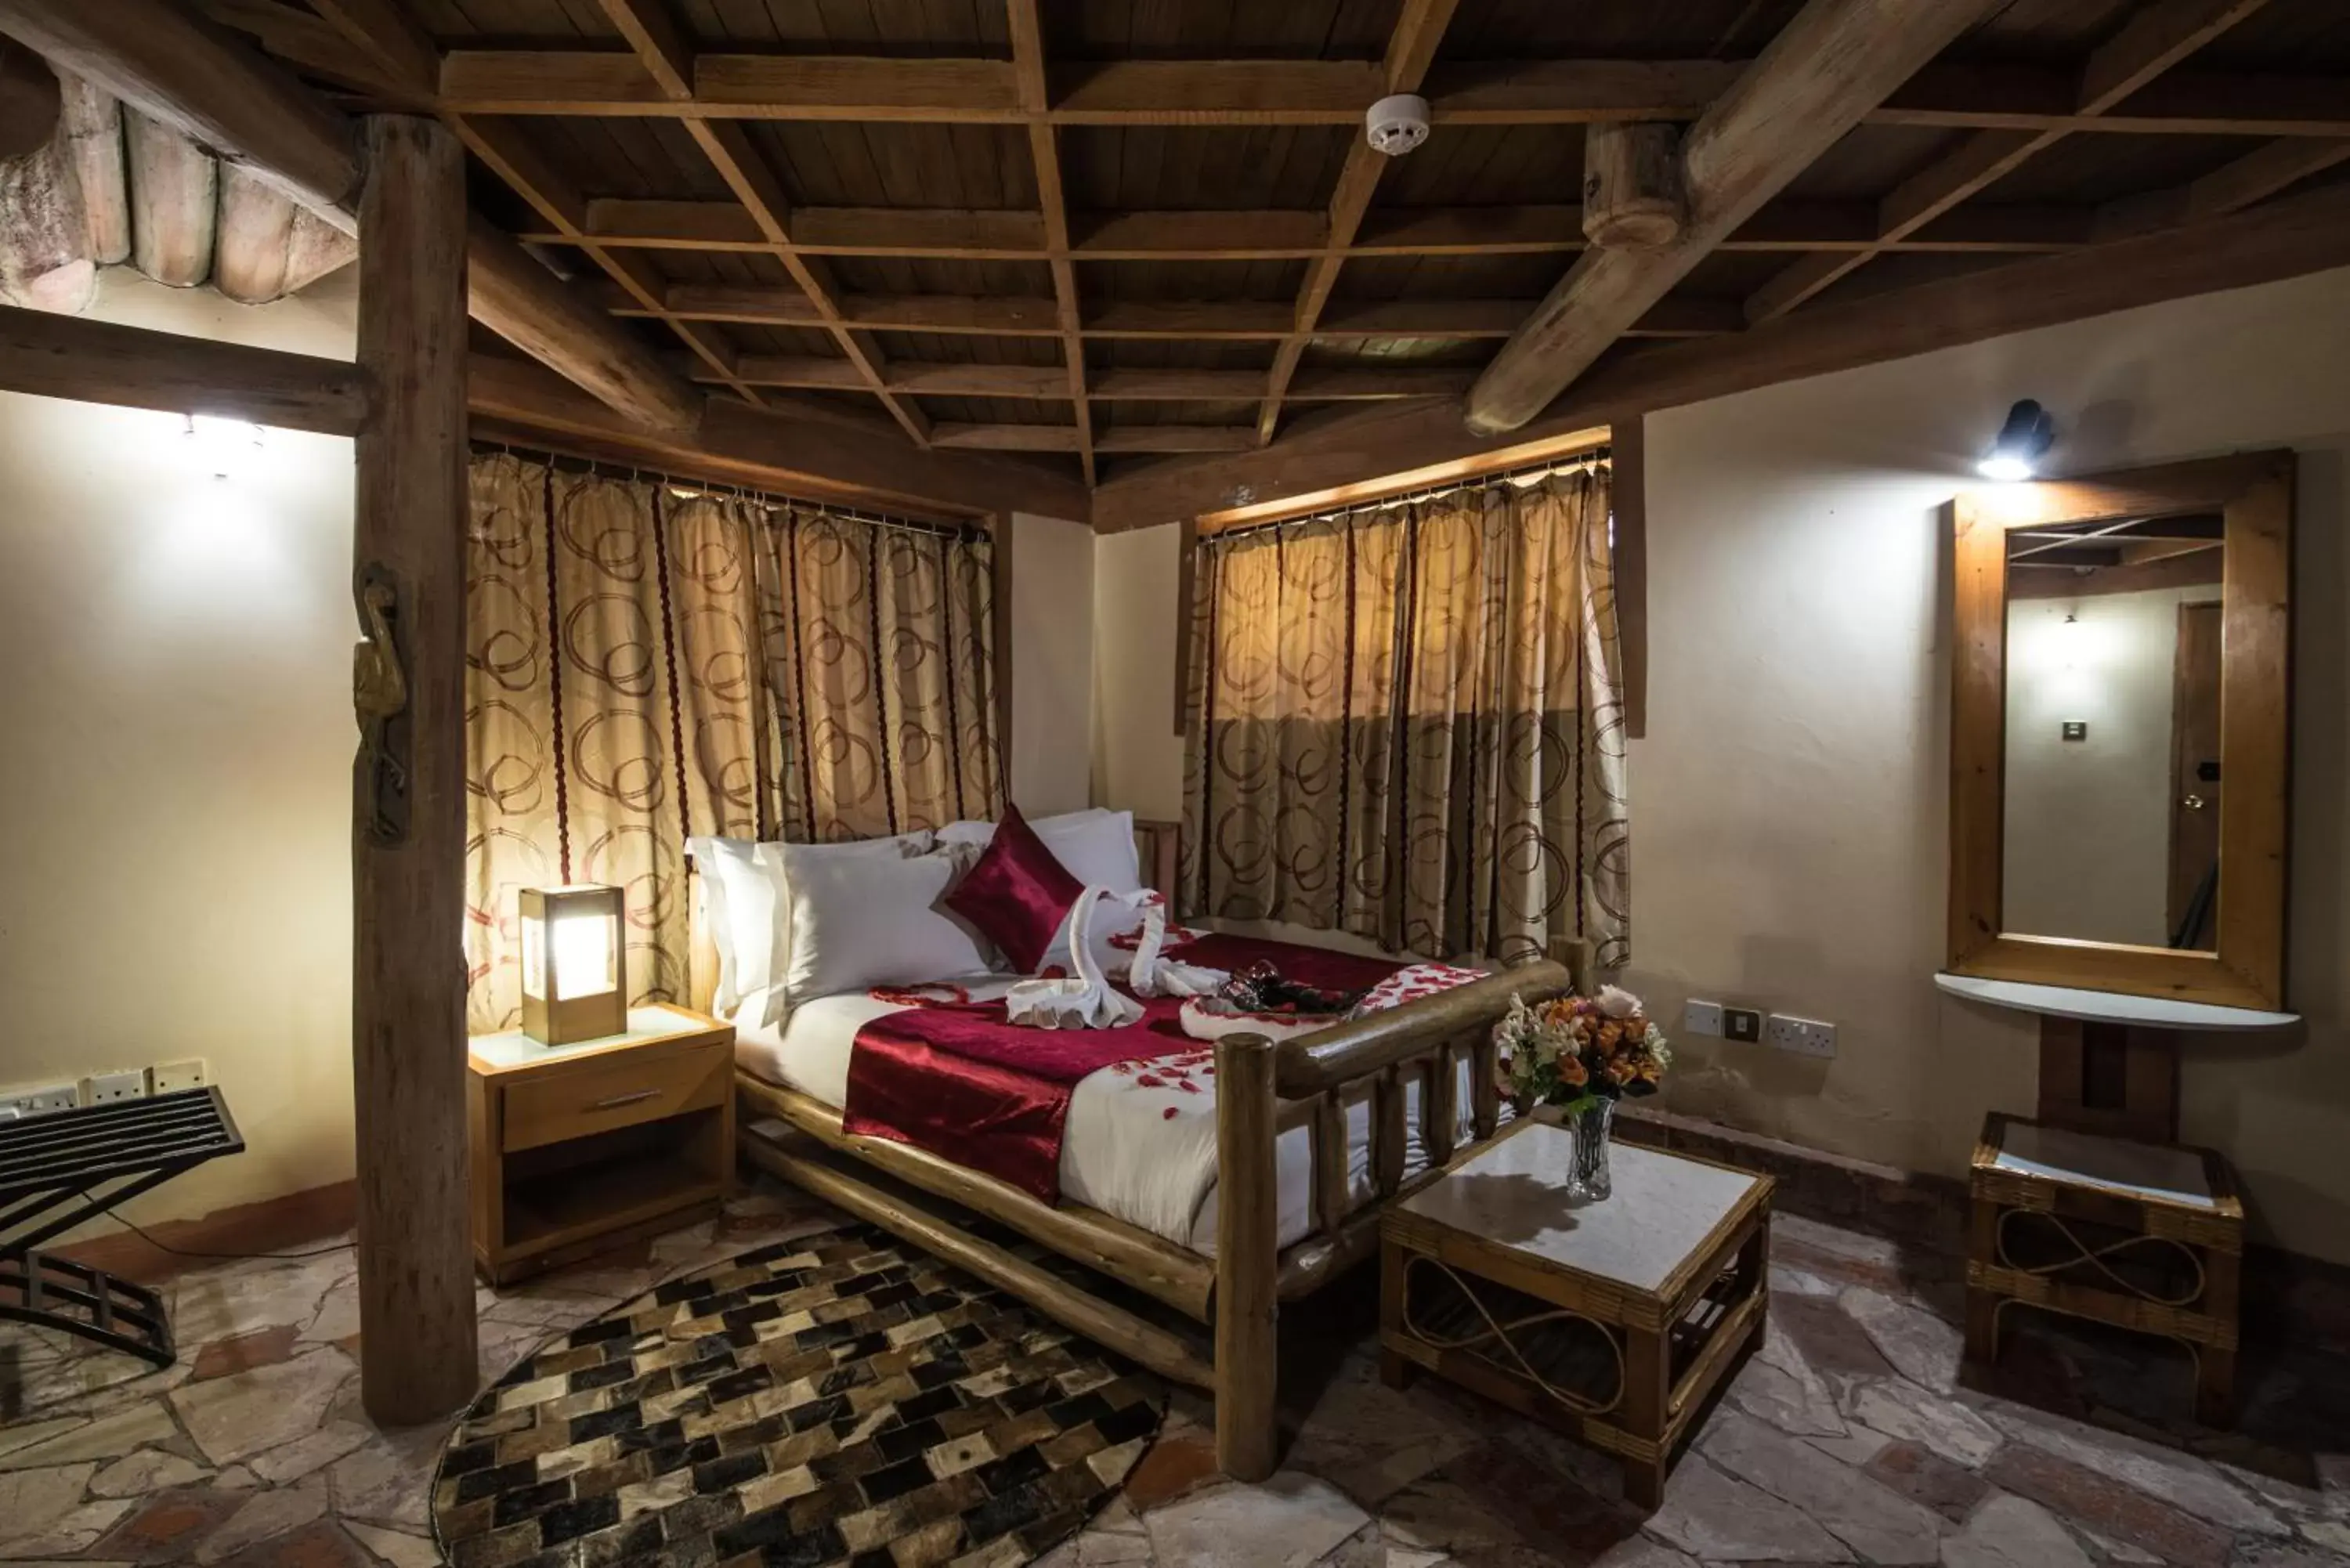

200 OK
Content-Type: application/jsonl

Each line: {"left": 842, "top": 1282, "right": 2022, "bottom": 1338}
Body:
{"left": 1964, "top": 1112, "right": 2244, "bottom": 1425}
{"left": 1379, "top": 1122, "right": 1772, "bottom": 1508}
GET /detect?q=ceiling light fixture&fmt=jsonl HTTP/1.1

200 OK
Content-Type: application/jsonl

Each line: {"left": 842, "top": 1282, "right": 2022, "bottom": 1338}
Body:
{"left": 1978, "top": 399, "right": 2055, "bottom": 482}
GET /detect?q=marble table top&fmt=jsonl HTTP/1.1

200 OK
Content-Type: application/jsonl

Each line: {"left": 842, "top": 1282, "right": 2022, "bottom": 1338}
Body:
{"left": 1398, "top": 1122, "right": 1767, "bottom": 1295}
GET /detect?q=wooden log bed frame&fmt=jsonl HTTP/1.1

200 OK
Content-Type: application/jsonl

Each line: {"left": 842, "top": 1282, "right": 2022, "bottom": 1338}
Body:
{"left": 696, "top": 820, "right": 1587, "bottom": 1480}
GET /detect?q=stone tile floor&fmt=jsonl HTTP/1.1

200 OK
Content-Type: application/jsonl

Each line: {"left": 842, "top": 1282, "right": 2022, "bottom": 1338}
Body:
{"left": 2, "top": 1179, "right": 2345, "bottom": 1567}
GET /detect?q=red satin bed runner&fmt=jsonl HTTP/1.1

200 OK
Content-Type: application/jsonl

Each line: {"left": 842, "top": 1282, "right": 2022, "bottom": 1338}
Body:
{"left": 841, "top": 934, "right": 1405, "bottom": 1204}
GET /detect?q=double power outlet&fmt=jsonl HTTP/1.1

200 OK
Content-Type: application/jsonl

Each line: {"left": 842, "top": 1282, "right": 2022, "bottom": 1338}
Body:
{"left": 0, "top": 1059, "right": 208, "bottom": 1121}
{"left": 1683, "top": 999, "right": 1837, "bottom": 1058}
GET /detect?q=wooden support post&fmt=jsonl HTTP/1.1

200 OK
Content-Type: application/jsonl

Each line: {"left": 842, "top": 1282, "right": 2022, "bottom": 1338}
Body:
{"left": 1214, "top": 1031, "right": 1280, "bottom": 1483}
{"left": 352, "top": 113, "right": 477, "bottom": 1427}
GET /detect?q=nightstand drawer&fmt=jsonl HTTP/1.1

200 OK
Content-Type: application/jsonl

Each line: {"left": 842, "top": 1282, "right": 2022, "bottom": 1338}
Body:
{"left": 502, "top": 1042, "right": 728, "bottom": 1153}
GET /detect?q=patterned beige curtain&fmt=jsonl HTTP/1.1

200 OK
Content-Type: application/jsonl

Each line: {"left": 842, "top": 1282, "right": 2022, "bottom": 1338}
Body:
{"left": 464, "top": 453, "right": 1002, "bottom": 1030}
{"left": 1182, "top": 465, "right": 1628, "bottom": 967}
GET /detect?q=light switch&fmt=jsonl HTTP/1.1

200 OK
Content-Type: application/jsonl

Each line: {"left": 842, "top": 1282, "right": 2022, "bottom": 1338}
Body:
{"left": 2061, "top": 721, "right": 2088, "bottom": 742}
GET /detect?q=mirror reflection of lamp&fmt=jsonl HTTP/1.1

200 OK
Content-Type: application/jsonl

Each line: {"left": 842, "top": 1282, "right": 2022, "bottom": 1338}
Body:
{"left": 2055, "top": 609, "right": 2085, "bottom": 670}
{"left": 1977, "top": 399, "right": 2055, "bottom": 482}
{"left": 519, "top": 884, "right": 627, "bottom": 1045}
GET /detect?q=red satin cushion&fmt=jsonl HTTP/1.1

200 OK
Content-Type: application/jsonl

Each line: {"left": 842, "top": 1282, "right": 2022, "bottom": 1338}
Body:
{"left": 943, "top": 802, "right": 1086, "bottom": 976}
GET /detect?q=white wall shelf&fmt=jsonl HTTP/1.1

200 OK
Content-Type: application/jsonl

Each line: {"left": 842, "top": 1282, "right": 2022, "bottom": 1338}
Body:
{"left": 1932, "top": 973, "right": 2297, "bottom": 1031}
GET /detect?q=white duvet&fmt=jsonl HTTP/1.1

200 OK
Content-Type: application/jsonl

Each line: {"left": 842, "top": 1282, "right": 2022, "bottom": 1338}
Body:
{"left": 732, "top": 975, "right": 1489, "bottom": 1257}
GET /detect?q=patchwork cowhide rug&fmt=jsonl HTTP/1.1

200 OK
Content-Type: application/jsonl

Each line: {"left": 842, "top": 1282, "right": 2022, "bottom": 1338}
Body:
{"left": 432, "top": 1221, "right": 1167, "bottom": 1567}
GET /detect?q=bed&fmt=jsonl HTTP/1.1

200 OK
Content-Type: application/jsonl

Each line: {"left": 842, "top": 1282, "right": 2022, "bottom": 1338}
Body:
{"left": 700, "top": 819, "right": 1582, "bottom": 1481}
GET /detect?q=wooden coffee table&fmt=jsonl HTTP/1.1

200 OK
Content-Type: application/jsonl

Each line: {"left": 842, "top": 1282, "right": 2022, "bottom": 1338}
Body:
{"left": 1379, "top": 1119, "right": 1772, "bottom": 1508}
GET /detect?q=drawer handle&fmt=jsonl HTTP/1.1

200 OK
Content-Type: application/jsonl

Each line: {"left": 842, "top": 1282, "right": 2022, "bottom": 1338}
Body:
{"left": 589, "top": 1089, "right": 663, "bottom": 1111}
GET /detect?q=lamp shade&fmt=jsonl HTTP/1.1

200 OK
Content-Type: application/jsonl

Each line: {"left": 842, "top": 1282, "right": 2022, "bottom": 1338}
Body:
{"left": 519, "top": 884, "right": 627, "bottom": 1045}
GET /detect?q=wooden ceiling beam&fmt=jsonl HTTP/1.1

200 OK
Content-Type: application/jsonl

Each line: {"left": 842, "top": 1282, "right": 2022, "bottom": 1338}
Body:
{"left": 1096, "top": 176, "right": 2350, "bottom": 533}
{"left": 2095, "top": 135, "right": 2350, "bottom": 240}
{"left": 687, "top": 359, "right": 1480, "bottom": 403}
{"left": 1255, "top": 0, "right": 1462, "bottom": 446}
{"left": 2, "top": 0, "right": 705, "bottom": 432}
{"left": 1007, "top": 0, "right": 1092, "bottom": 486}
{"left": 0, "top": 300, "right": 371, "bottom": 432}
{"left": 295, "top": 0, "right": 730, "bottom": 420}
{"left": 419, "top": 49, "right": 2350, "bottom": 137}
{"left": 530, "top": 198, "right": 2090, "bottom": 261}
{"left": 0, "top": 0, "right": 360, "bottom": 217}
{"left": 471, "top": 353, "right": 1090, "bottom": 521}
{"left": 931, "top": 423, "right": 1258, "bottom": 454}
{"left": 1744, "top": 0, "right": 2272, "bottom": 323}
{"left": 618, "top": 284, "right": 1741, "bottom": 342}
{"left": 452, "top": 114, "right": 741, "bottom": 421}
{"left": 197, "top": 0, "right": 414, "bottom": 98}
{"left": 1466, "top": 0, "right": 2001, "bottom": 435}
{"left": 592, "top": 0, "right": 933, "bottom": 446}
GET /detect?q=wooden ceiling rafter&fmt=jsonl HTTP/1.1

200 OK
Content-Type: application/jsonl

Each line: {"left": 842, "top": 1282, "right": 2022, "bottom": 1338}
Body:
{"left": 1006, "top": 0, "right": 1091, "bottom": 487}
{"left": 112, "top": 0, "right": 2350, "bottom": 507}
{"left": 680, "top": 359, "right": 1480, "bottom": 402}
{"left": 588, "top": 0, "right": 931, "bottom": 448}
{"left": 1253, "top": 0, "right": 1461, "bottom": 446}
{"left": 416, "top": 49, "right": 2350, "bottom": 140}
{"left": 519, "top": 197, "right": 2102, "bottom": 262}
{"left": 298, "top": 0, "right": 765, "bottom": 412}
{"left": 1744, "top": 0, "right": 2274, "bottom": 323}
{"left": 609, "top": 286, "right": 1739, "bottom": 342}
{"left": 1466, "top": 0, "right": 2005, "bottom": 435}
{"left": 2095, "top": 135, "right": 2350, "bottom": 240}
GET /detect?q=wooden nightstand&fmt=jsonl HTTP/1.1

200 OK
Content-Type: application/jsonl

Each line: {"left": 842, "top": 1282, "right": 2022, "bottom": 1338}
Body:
{"left": 467, "top": 1004, "right": 735, "bottom": 1285}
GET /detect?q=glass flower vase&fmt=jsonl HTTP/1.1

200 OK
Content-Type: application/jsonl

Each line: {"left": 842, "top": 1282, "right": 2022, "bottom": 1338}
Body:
{"left": 1563, "top": 1097, "right": 1616, "bottom": 1201}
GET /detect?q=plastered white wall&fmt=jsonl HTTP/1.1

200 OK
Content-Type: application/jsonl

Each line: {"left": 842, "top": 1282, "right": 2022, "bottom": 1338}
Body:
{"left": 1007, "top": 511, "right": 1095, "bottom": 815}
{"left": 1090, "top": 264, "right": 2350, "bottom": 1263}
{"left": 0, "top": 269, "right": 363, "bottom": 1228}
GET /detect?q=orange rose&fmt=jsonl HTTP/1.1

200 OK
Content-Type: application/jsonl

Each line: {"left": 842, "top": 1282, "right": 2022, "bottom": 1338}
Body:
{"left": 1558, "top": 1057, "right": 1588, "bottom": 1088}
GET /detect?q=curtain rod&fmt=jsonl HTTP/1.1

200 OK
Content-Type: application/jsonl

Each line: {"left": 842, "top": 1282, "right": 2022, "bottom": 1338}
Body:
{"left": 472, "top": 441, "right": 987, "bottom": 541}
{"left": 1205, "top": 447, "right": 1611, "bottom": 544}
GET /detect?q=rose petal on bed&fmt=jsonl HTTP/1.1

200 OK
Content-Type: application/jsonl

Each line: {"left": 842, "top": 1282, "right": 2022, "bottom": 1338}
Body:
{"left": 1162, "top": 1106, "right": 1179, "bottom": 1119}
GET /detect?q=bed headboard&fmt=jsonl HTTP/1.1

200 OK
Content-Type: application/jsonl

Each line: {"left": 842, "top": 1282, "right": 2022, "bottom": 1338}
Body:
{"left": 1133, "top": 818, "right": 1181, "bottom": 916}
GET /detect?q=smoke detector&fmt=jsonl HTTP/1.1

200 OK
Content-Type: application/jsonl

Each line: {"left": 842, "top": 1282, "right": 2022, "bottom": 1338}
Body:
{"left": 1365, "top": 93, "right": 1430, "bottom": 157}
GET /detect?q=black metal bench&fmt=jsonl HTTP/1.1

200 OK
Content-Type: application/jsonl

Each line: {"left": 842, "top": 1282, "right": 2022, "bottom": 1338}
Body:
{"left": 0, "top": 1087, "right": 244, "bottom": 1367}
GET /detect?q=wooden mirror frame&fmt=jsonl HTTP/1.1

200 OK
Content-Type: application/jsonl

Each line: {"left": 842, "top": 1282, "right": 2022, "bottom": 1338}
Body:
{"left": 1947, "top": 451, "right": 2293, "bottom": 1010}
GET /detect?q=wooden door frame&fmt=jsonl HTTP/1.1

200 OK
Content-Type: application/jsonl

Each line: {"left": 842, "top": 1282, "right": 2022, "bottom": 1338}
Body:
{"left": 2166, "top": 598, "right": 2223, "bottom": 947}
{"left": 1947, "top": 451, "right": 2293, "bottom": 1010}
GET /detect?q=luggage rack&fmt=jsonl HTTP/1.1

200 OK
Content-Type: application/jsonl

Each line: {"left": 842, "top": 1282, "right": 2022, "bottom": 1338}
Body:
{"left": 1, "top": 1087, "right": 244, "bottom": 1367}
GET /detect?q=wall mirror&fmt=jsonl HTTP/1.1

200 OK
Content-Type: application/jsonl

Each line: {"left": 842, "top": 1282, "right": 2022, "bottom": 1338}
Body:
{"left": 1948, "top": 452, "right": 2292, "bottom": 1011}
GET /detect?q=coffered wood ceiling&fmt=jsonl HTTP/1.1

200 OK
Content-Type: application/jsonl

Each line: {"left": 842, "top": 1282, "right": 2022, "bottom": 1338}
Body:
{"left": 147, "top": 0, "right": 2350, "bottom": 511}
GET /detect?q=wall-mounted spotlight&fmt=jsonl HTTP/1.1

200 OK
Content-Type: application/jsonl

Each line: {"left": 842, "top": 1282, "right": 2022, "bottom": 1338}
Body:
{"left": 1977, "top": 399, "right": 2055, "bottom": 482}
{"left": 183, "top": 414, "right": 266, "bottom": 481}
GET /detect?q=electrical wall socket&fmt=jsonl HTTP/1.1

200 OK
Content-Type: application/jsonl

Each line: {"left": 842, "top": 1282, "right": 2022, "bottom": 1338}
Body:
{"left": 1723, "top": 1006, "right": 1764, "bottom": 1043}
{"left": 82, "top": 1070, "right": 147, "bottom": 1105}
{"left": 150, "top": 1060, "right": 208, "bottom": 1095}
{"left": 0, "top": 1082, "right": 79, "bottom": 1118}
{"left": 1766, "top": 1013, "right": 1838, "bottom": 1058}
{"left": 1683, "top": 999, "right": 1724, "bottom": 1037}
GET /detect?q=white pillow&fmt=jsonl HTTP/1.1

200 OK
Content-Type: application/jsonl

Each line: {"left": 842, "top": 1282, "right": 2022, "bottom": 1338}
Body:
{"left": 755, "top": 829, "right": 936, "bottom": 1023}
{"left": 778, "top": 844, "right": 996, "bottom": 1007}
{"left": 686, "top": 836, "right": 767, "bottom": 1015}
{"left": 939, "top": 808, "right": 1143, "bottom": 894}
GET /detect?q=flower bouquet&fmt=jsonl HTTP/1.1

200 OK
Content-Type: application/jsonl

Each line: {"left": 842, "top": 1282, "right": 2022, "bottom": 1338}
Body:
{"left": 1491, "top": 985, "right": 1669, "bottom": 1199}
